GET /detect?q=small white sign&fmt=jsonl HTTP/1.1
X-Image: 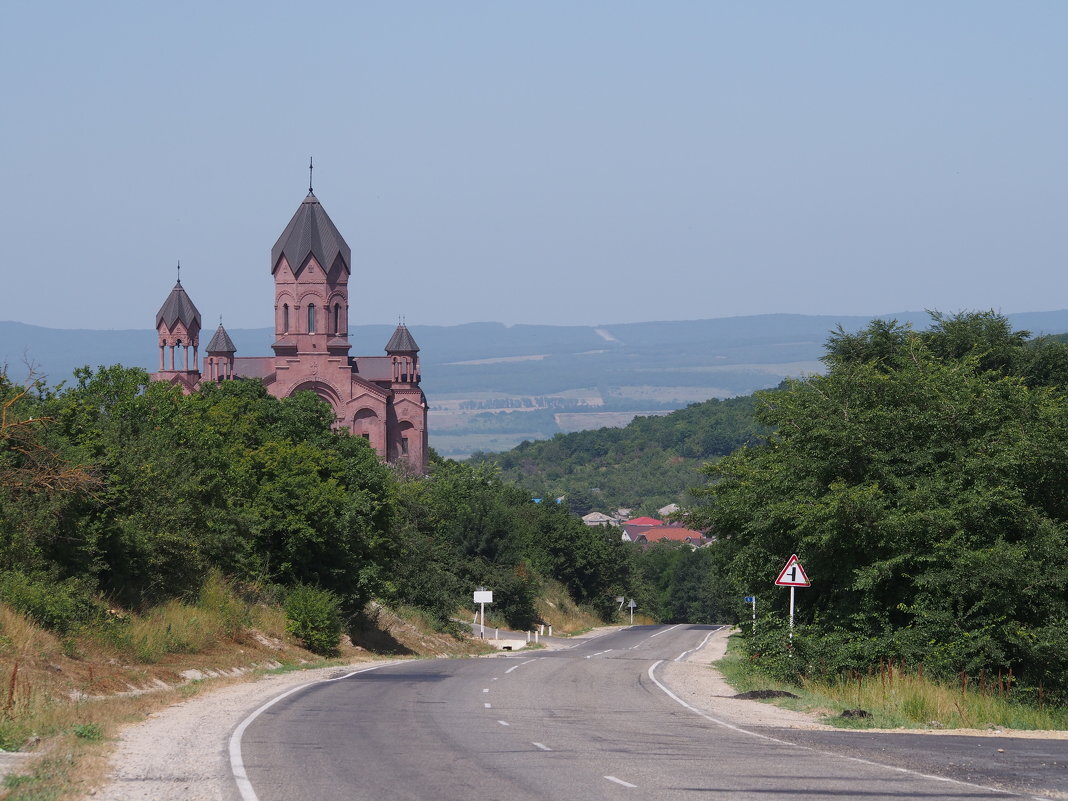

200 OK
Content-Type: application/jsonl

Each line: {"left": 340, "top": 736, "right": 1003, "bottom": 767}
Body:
{"left": 473, "top": 590, "right": 493, "bottom": 604}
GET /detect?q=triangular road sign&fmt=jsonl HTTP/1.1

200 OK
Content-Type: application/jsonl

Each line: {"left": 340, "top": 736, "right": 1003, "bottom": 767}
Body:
{"left": 774, "top": 554, "right": 811, "bottom": 587}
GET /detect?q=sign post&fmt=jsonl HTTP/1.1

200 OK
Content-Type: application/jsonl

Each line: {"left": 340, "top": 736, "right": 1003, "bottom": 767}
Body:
{"left": 628, "top": 599, "right": 637, "bottom": 625}
{"left": 773, "top": 555, "right": 810, "bottom": 640}
{"left": 473, "top": 588, "right": 493, "bottom": 639}
{"left": 743, "top": 596, "right": 756, "bottom": 634}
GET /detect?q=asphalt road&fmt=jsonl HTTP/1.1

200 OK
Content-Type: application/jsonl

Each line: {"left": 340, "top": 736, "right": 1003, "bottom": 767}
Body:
{"left": 235, "top": 625, "right": 1065, "bottom": 800}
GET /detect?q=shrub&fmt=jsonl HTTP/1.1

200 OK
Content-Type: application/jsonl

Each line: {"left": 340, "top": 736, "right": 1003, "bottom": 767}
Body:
{"left": 0, "top": 571, "right": 102, "bottom": 634}
{"left": 283, "top": 585, "right": 342, "bottom": 656}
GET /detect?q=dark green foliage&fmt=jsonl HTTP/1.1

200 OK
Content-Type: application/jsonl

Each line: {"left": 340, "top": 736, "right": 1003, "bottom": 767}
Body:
{"left": 284, "top": 584, "right": 343, "bottom": 656}
{"left": 632, "top": 542, "right": 735, "bottom": 625}
{"left": 389, "top": 458, "right": 639, "bottom": 628}
{"left": 470, "top": 394, "right": 766, "bottom": 513}
{"left": 0, "top": 571, "right": 102, "bottom": 633}
{"left": 692, "top": 312, "right": 1068, "bottom": 700}
{"left": 1, "top": 362, "right": 644, "bottom": 641}
{"left": 1, "top": 367, "right": 396, "bottom": 616}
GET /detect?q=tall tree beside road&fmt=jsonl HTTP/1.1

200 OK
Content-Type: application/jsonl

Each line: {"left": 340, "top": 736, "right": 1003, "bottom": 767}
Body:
{"left": 691, "top": 313, "right": 1068, "bottom": 699}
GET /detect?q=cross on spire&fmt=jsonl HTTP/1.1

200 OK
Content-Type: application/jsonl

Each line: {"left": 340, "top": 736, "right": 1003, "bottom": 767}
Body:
{"left": 309, "top": 156, "right": 314, "bottom": 194}
{"left": 176, "top": 260, "right": 181, "bottom": 284}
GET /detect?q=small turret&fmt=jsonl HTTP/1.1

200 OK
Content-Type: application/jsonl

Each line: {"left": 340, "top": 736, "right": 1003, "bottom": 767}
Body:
{"left": 385, "top": 323, "right": 420, "bottom": 384}
{"left": 205, "top": 322, "right": 237, "bottom": 381}
{"left": 155, "top": 271, "right": 202, "bottom": 374}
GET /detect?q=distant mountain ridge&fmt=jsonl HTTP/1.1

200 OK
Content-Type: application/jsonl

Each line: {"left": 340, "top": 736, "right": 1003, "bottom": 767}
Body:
{"left": 6, "top": 310, "right": 1068, "bottom": 455}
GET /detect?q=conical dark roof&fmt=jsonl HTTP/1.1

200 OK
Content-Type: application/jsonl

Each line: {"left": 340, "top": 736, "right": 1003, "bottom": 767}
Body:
{"left": 385, "top": 323, "right": 420, "bottom": 353}
{"left": 155, "top": 281, "right": 202, "bottom": 330}
{"left": 271, "top": 192, "right": 351, "bottom": 274}
{"left": 206, "top": 323, "right": 237, "bottom": 354}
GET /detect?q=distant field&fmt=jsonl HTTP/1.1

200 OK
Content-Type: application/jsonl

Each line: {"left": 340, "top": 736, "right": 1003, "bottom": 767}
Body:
{"left": 554, "top": 410, "right": 673, "bottom": 432}
{"left": 431, "top": 432, "right": 550, "bottom": 459}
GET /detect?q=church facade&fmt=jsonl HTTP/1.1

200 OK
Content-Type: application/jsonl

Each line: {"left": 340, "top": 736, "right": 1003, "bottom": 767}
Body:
{"left": 151, "top": 186, "right": 429, "bottom": 474}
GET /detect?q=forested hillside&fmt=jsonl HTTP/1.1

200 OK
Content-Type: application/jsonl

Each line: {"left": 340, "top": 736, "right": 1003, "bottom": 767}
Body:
{"left": 468, "top": 393, "right": 767, "bottom": 514}
{"left": 0, "top": 368, "right": 639, "bottom": 638}
{"left": 690, "top": 312, "right": 1068, "bottom": 701}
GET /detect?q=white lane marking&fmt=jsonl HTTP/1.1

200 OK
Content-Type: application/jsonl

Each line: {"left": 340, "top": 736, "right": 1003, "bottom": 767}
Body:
{"left": 649, "top": 624, "right": 682, "bottom": 638}
{"left": 647, "top": 661, "right": 1037, "bottom": 800}
{"left": 532, "top": 742, "right": 551, "bottom": 751}
{"left": 498, "top": 720, "right": 510, "bottom": 726}
{"left": 674, "top": 627, "right": 722, "bottom": 662}
{"left": 505, "top": 658, "right": 538, "bottom": 674}
{"left": 484, "top": 703, "right": 492, "bottom": 708}
{"left": 605, "top": 775, "right": 637, "bottom": 788}
{"left": 630, "top": 623, "right": 685, "bottom": 650}
{"left": 483, "top": 688, "right": 490, "bottom": 693}
{"left": 229, "top": 662, "right": 398, "bottom": 801}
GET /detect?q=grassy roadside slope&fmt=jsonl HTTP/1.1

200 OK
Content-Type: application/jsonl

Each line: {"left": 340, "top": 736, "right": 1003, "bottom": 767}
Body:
{"left": 714, "top": 633, "right": 1068, "bottom": 732}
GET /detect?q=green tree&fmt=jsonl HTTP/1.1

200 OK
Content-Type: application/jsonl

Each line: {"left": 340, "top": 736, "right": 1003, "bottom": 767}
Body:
{"left": 691, "top": 318, "right": 1068, "bottom": 696}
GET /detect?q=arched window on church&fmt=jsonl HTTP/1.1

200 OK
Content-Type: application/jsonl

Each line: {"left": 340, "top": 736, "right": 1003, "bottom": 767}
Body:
{"left": 333, "top": 303, "right": 340, "bottom": 335}
{"left": 308, "top": 303, "right": 316, "bottom": 333}
{"left": 283, "top": 304, "right": 289, "bottom": 333}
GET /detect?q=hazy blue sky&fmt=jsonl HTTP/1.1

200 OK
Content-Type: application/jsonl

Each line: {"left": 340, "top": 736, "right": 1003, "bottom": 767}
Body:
{"left": 1, "top": 2, "right": 1065, "bottom": 330}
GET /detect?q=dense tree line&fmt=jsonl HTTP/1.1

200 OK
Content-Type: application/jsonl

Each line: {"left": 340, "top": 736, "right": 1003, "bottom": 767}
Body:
{"left": 469, "top": 394, "right": 767, "bottom": 514}
{"left": 690, "top": 312, "right": 1068, "bottom": 700}
{"left": 0, "top": 367, "right": 638, "bottom": 634}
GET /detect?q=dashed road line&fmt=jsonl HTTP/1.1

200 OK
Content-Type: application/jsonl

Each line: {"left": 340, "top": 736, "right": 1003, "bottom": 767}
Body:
{"left": 532, "top": 742, "right": 551, "bottom": 751}
{"left": 484, "top": 702, "right": 491, "bottom": 708}
{"left": 630, "top": 624, "right": 684, "bottom": 650}
{"left": 497, "top": 720, "right": 510, "bottom": 726}
{"left": 605, "top": 776, "right": 637, "bottom": 788}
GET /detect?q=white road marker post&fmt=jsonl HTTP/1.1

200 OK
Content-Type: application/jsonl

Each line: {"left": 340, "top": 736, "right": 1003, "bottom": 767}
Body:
{"left": 744, "top": 596, "right": 756, "bottom": 634}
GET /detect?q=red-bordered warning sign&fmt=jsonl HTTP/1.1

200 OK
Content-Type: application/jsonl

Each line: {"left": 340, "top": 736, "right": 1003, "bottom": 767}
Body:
{"left": 774, "top": 554, "right": 810, "bottom": 587}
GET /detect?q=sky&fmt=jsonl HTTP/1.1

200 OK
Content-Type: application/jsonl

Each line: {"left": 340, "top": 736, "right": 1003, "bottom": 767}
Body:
{"left": 1, "top": 1, "right": 1066, "bottom": 330}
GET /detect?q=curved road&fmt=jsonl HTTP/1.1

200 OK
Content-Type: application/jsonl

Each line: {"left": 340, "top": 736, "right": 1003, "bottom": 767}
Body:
{"left": 235, "top": 625, "right": 1063, "bottom": 800}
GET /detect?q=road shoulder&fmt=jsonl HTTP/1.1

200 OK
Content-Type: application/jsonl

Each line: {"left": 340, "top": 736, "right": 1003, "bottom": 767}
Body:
{"left": 658, "top": 626, "right": 1068, "bottom": 740}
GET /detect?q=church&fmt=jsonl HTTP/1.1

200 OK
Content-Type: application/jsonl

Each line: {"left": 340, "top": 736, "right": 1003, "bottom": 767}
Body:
{"left": 151, "top": 177, "right": 429, "bottom": 474}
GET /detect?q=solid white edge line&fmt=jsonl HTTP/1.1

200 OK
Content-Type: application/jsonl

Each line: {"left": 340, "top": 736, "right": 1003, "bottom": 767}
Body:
{"left": 646, "top": 661, "right": 1042, "bottom": 801}
{"left": 229, "top": 663, "right": 398, "bottom": 801}
{"left": 604, "top": 775, "right": 637, "bottom": 788}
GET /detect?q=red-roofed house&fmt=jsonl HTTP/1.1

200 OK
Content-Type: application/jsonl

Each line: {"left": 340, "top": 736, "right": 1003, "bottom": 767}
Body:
{"left": 633, "top": 526, "right": 708, "bottom": 547}
{"left": 621, "top": 517, "right": 664, "bottom": 542}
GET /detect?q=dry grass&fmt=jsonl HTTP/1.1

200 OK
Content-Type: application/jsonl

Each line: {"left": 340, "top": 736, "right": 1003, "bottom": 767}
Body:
{"left": 807, "top": 665, "right": 1068, "bottom": 731}
{"left": 535, "top": 581, "right": 607, "bottom": 634}
{"left": 716, "top": 636, "right": 1067, "bottom": 731}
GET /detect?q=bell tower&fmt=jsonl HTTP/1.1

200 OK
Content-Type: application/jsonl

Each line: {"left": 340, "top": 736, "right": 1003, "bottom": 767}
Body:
{"left": 270, "top": 160, "right": 351, "bottom": 359}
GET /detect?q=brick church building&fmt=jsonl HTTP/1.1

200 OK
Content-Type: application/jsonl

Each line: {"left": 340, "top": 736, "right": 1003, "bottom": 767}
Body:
{"left": 151, "top": 182, "right": 429, "bottom": 474}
